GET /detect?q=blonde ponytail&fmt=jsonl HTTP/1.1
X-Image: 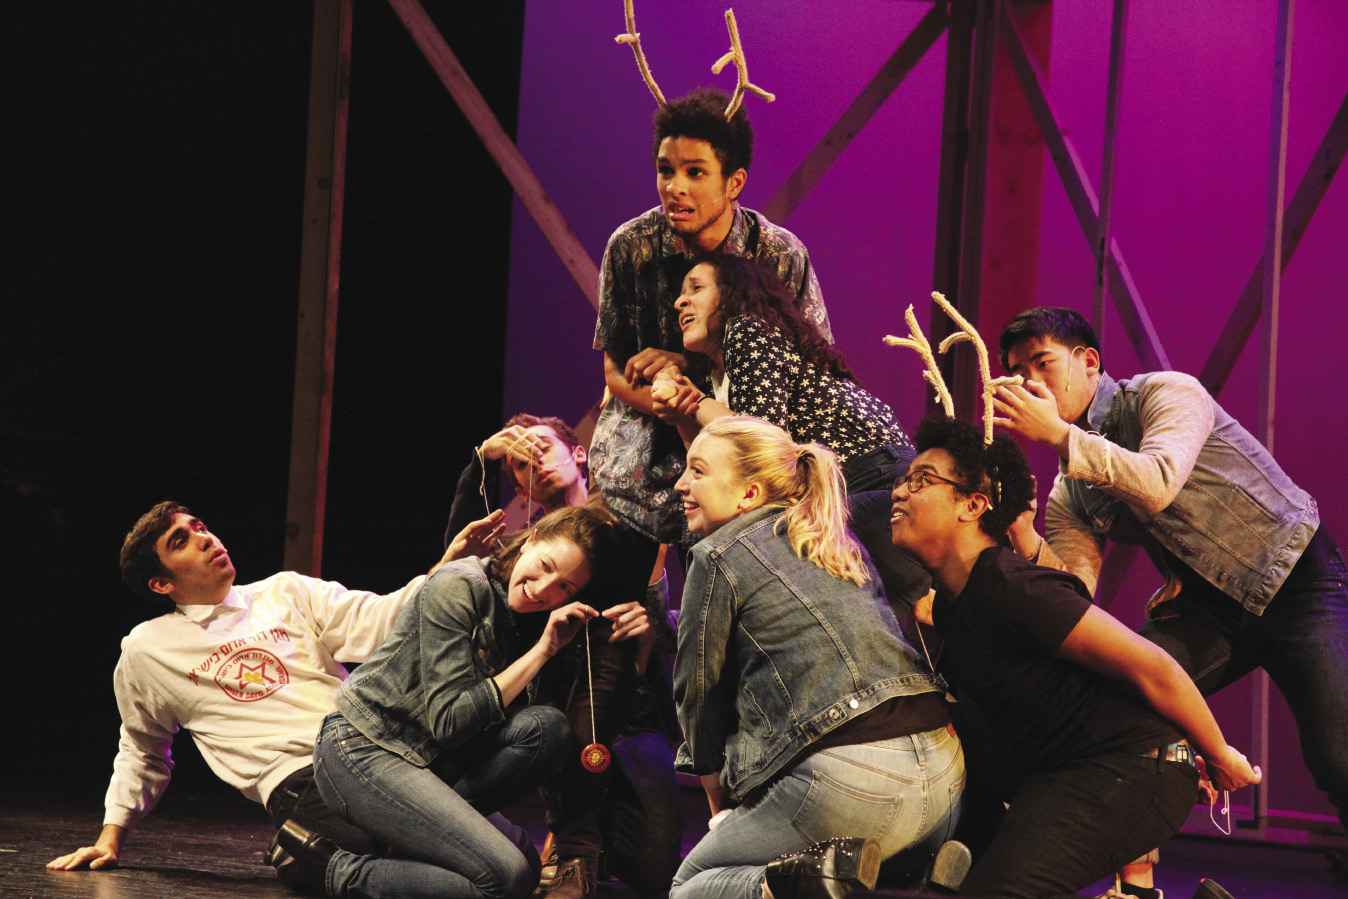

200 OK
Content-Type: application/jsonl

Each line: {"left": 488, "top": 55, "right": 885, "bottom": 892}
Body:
{"left": 781, "top": 444, "right": 869, "bottom": 586}
{"left": 700, "top": 416, "right": 869, "bottom": 586}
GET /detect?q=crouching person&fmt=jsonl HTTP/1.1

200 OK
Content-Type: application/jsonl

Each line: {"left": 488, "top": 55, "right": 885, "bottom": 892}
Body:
{"left": 891, "top": 418, "right": 1260, "bottom": 899}
{"left": 670, "top": 417, "right": 963, "bottom": 899}
{"left": 296, "top": 507, "right": 621, "bottom": 899}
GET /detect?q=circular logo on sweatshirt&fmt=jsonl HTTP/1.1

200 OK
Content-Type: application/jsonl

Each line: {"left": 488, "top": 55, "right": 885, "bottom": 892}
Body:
{"left": 214, "top": 648, "right": 290, "bottom": 702}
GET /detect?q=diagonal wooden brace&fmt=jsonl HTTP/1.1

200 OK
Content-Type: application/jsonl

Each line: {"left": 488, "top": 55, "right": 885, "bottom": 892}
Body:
{"left": 387, "top": 0, "right": 600, "bottom": 310}
{"left": 999, "top": 4, "right": 1170, "bottom": 373}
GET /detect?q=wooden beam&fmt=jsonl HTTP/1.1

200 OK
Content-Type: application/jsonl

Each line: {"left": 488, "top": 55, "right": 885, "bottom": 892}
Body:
{"left": 1250, "top": 0, "right": 1295, "bottom": 835}
{"left": 1259, "top": 0, "right": 1294, "bottom": 456}
{"left": 763, "top": 3, "right": 947, "bottom": 224}
{"left": 1094, "top": 0, "right": 1128, "bottom": 342}
{"left": 945, "top": 0, "right": 1001, "bottom": 422}
{"left": 285, "top": 0, "right": 352, "bottom": 575}
{"left": 1199, "top": 87, "right": 1348, "bottom": 398}
{"left": 386, "top": 0, "right": 600, "bottom": 310}
{"left": 999, "top": 4, "right": 1170, "bottom": 372}
{"left": 930, "top": 0, "right": 974, "bottom": 307}
{"left": 979, "top": 0, "right": 1052, "bottom": 361}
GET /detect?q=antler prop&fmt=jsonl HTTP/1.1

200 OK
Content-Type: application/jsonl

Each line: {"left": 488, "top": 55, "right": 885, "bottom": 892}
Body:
{"left": 884, "top": 304, "right": 954, "bottom": 418}
{"left": 615, "top": 0, "right": 666, "bottom": 106}
{"left": 930, "top": 292, "right": 1022, "bottom": 444}
{"left": 711, "top": 9, "right": 775, "bottom": 120}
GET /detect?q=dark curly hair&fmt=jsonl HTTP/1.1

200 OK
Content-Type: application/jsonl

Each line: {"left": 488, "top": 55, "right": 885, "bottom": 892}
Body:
{"left": 120, "top": 500, "right": 191, "bottom": 601}
{"left": 997, "top": 305, "right": 1103, "bottom": 373}
{"left": 913, "top": 417, "right": 1034, "bottom": 539}
{"left": 653, "top": 86, "right": 754, "bottom": 177}
{"left": 687, "top": 255, "right": 852, "bottom": 384}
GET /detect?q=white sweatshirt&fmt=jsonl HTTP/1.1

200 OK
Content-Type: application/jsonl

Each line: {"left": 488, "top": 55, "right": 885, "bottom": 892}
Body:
{"left": 103, "top": 571, "right": 423, "bottom": 831}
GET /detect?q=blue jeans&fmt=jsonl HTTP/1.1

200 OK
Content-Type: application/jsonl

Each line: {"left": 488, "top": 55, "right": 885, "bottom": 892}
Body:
{"left": 1139, "top": 525, "right": 1348, "bottom": 831}
{"left": 843, "top": 444, "right": 932, "bottom": 621}
{"left": 313, "top": 706, "right": 570, "bottom": 899}
{"left": 670, "top": 726, "right": 964, "bottom": 899}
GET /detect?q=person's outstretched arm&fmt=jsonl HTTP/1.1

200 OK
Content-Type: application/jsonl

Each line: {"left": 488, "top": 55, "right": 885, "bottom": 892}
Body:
{"left": 1057, "top": 604, "right": 1262, "bottom": 792}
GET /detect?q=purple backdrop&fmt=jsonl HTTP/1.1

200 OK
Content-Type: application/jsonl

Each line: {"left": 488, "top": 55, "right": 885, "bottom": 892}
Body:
{"left": 503, "top": 1, "right": 1348, "bottom": 822}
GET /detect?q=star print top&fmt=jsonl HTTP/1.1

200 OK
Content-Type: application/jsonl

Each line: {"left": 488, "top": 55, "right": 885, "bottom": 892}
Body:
{"left": 724, "top": 315, "right": 912, "bottom": 465}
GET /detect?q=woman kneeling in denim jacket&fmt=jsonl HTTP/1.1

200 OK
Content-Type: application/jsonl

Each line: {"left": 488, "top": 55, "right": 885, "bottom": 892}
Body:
{"left": 305, "top": 507, "right": 619, "bottom": 899}
{"left": 670, "top": 416, "right": 964, "bottom": 899}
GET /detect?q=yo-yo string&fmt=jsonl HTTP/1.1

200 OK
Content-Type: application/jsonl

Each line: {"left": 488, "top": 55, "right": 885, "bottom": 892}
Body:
{"left": 505, "top": 431, "right": 537, "bottom": 526}
{"left": 1209, "top": 789, "right": 1232, "bottom": 835}
{"left": 584, "top": 623, "right": 597, "bottom": 746}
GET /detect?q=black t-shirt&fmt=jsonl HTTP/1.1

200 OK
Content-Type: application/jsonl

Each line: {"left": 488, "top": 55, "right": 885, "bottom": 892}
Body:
{"left": 933, "top": 546, "right": 1180, "bottom": 775}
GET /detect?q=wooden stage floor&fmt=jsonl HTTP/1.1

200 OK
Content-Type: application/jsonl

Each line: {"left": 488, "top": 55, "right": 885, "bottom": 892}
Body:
{"left": 3, "top": 789, "right": 1344, "bottom": 899}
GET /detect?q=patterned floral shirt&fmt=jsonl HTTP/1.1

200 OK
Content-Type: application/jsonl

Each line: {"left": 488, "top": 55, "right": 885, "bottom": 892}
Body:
{"left": 724, "top": 315, "right": 912, "bottom": 466}
{"left": 593, "top": 204, "right": 830, "bottom": 359}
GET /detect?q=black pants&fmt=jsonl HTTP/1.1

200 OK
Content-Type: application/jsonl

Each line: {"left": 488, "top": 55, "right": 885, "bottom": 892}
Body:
{"left": 959, "top": 751, "right": 1199, "bottom": 899}
{"left": 266, "top": 763, "right": 384, "bottom": 857}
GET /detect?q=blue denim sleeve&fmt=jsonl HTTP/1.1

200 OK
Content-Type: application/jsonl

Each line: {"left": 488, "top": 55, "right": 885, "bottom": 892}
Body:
{"left": 673, "top": 546, "right": 735, "bottom": 776}
{"left": 419, "top": 572, "right": 505, "bottom": 748}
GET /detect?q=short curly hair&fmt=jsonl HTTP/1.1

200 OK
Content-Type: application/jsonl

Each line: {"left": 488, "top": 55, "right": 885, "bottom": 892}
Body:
{"left": 913, "top": 417, "right": 1034, "bottom": 539}
{"left": 120, "top": 501, "right": 190, "bottom": 601}
{"left": 652, "top": 86, "right": 754, "bottom": 177}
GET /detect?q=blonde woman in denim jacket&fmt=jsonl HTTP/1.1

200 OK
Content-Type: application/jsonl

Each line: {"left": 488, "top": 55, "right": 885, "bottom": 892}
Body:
{"left": 670, "top": 416, "right": 964, "bottom": 899}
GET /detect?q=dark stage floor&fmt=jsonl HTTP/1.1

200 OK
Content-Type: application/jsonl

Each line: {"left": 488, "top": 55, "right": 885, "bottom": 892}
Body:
{"left": 4, "top": 789, "right": 1344, "bottom": 899}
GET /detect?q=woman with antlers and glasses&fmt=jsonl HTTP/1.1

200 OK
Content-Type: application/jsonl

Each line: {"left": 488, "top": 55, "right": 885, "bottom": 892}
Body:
{"left": 650, "top": 255, "right": 930, "bottom": 621}
{"left": 890, "top": 416, "right": 1260, "bottom": 899}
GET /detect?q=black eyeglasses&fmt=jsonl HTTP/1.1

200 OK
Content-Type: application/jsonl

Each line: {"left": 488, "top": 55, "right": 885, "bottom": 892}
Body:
{"left": 895, "top": 470, "right": 970, "bottom": 494}
{"left": 895, "top": 470, "right": 997, "bottom": 509}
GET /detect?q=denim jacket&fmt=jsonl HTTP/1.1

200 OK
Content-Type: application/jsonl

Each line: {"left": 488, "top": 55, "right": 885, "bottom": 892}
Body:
{"left": 674, "top": 506, "right": 945, "bottom": 799}
{"left": 334, "top": 558, "right": 532, "bottom": 767}
{"left": 1048, "top": 372, "right": 1318, "bottom": 615}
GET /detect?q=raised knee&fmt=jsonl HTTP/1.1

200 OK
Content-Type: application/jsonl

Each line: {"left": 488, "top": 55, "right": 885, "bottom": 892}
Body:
{"left": 492, "top": 854, "right": 539, "bottom": 899}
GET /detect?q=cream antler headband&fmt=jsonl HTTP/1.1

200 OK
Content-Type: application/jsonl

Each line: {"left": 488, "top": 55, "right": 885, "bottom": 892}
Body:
{"left": 616, "top": 3, "right": 775, "bottom": 121}
{"left": 884, "top": 292, "right": 1023, "bottom": 445}
{"left": 711, "top": 10, "right": 776, "bottom": 120}
{"left": 615, "top": 0, "right": 666, "bottom": 106}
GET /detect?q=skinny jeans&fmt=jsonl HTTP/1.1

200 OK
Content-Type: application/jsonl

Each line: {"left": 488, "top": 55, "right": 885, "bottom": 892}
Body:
{"left": 313, "top": 706, "right": 569, "bottom": 899}
{"left": 1139, "top": 525, "right": 1348, "bottom": 832}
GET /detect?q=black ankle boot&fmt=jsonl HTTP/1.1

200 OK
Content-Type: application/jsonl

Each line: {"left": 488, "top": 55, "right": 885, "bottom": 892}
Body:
{"left": 1193, "top": 879, "right": 1236, "bottom": 899}
{"left": 265, "top": 819, "right": 338, "bottom": 896}
{"left": 764, "top": 837, "right": 882, "bottom": 899}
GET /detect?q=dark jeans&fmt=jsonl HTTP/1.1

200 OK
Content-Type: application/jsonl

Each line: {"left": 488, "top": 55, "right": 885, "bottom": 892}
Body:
{"left": 266, "top": 764, "right": 385, "bottom": 857}
{"left": 960, "top": 752, "right": 1199, "bottom": 898}
{"left": 541, "top": 614, "right": 683, "bottom": 895}
{"left": 1139, "top": 525, "right": 1348, "bottom": 831}
{"left": 843, "top": 444, "right": 932, "bottom": 620}
{"left": 314, "top": 706, "right": 569, "bottom": 899}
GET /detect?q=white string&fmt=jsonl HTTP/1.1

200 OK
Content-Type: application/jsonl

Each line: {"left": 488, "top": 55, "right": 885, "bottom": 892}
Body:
{"left": 584, "top": 623, "right": 597, "bottom": 746}
{"left": 915, "top": 619, "right": 938, "bottom": 673}
{"left": 1209, "top": 789, "right": 1232, "bottom": 835}
{"left": 504, "top": 431, "right": 536, "bottom": 526}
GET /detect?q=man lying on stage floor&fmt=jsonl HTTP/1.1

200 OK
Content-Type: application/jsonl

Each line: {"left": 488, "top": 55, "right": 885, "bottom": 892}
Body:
{"left": 46, "top": 500, "right": 475, "bottom": 893}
